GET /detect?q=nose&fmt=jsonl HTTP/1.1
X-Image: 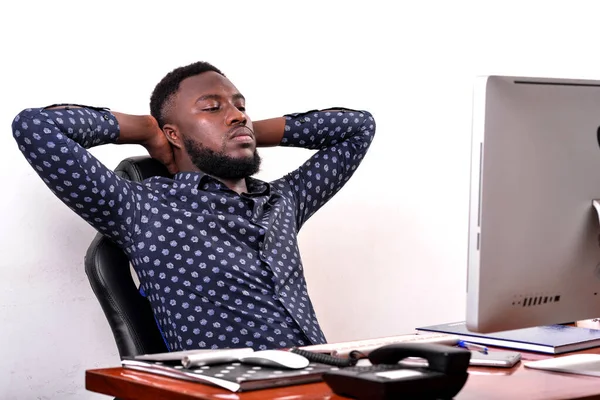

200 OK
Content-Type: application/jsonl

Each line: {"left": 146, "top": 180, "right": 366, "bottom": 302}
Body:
{"left": 226, "top": 104, "right": 247, "bottom": 126}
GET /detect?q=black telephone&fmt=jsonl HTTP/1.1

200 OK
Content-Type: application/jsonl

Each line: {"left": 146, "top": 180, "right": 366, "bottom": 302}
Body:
{"left": 322, "top": 342, "right": 471, "bottom": 400}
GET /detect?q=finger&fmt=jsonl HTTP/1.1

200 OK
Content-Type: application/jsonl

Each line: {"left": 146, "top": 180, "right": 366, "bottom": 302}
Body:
{"left": 167, "top": 162, "right": 178, "bottom": 175}
{"left": 165, "top": 151, "right": 178, "bottom": 175}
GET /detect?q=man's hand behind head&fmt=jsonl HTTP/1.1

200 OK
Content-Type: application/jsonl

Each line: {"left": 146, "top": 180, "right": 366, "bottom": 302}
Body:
{"left": 113, "top": 111, "right": 178, "bottom": 175}
{"left": 143, "top": 119, "right": 178, "bottom": 175}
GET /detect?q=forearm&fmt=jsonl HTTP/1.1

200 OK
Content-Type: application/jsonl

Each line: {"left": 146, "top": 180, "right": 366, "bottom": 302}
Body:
{"left": 278, "top": 108, "right": 376, "bottom": 227}
{"left": 112, "top": 111, "right": 161, "bottom": 146}
{"left": 39, "top": 105, "right": 158, "bottom": 147}
{"left": 280, "top": 108, "right": 375, "bottom": 150}
{"left": 15, "top": 105, "right": 120, "bottom": 148}
{"left": 12, "top": 106, "right": 140, "bottom": 244}
{"left": 252, "top": 117, "right": 286, "bottom": 147}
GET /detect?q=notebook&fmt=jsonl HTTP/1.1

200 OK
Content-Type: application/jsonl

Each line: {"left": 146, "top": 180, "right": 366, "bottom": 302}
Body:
{"left": 132, "top": 347, "right": 254, "bottom": 368}
{"left": 121, "top": 351, "right": 338, "bottom": 392}
{"left": 415, "top": 321, "right": 600, "bottom": 354}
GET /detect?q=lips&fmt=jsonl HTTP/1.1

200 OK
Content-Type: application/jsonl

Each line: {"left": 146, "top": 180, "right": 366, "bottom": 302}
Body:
{"left": 229, "top": 126, "right": 254, "bottom": 141}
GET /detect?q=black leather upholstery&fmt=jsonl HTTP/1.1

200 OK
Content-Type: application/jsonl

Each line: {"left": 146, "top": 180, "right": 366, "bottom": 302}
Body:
{"left": 84, "top": 156, "right": 171, "bottom": 358}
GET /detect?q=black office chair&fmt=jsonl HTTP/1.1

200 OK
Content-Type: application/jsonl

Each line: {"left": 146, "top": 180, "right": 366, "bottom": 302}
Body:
{"left": 84, "top": 156, "right": 171, "bottom": 358}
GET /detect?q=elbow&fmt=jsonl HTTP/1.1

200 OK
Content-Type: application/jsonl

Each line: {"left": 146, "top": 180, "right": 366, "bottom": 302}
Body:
{"left": 360, "top": 110, "right": 376, "bottom": 136}
{"left": 12, "top": 107, "right": 44, "bottom": 141}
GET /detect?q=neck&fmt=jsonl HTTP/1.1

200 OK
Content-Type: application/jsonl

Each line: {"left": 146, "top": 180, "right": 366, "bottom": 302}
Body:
{"left": 219, "top": 178, "right": 248, "bottom": 194}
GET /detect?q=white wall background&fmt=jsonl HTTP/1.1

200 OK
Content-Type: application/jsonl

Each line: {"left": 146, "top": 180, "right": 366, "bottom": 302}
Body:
{"left": 2, "top": 0, "right": 600, "bottom": 398}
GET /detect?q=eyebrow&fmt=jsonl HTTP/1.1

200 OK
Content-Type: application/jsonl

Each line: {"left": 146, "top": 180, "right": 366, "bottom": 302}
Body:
{"left": 196, "top": 93, "right": 245, "bottom": 103}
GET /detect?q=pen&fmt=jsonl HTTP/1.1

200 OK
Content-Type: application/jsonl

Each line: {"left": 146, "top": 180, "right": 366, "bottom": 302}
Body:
{"left": 457, "top": 340, "right": 489, "bottom": 354}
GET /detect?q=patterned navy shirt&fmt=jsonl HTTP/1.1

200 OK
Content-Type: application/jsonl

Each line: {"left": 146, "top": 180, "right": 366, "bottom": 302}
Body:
{"left": 12, "top": 105, "right": 376, "bottom": 351}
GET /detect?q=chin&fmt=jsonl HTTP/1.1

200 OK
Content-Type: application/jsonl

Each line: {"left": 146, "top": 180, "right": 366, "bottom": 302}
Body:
{"left": 230, "top": 150, "right": 256, "bottom": 160}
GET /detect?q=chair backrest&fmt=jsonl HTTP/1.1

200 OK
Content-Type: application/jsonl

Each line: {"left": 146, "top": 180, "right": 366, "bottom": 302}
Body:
{"left": 84, "top": 156, "right": 171, "bottom": 358}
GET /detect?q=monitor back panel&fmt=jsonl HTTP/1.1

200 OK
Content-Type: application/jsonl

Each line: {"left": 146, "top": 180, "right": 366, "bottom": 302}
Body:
{"left": 467, "top": 76, "right": 600, "bottom": 332}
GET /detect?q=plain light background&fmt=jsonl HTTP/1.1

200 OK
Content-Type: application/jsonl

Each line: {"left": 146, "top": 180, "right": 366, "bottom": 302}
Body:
{"left": 2, "top": 0, "right": 600, "bottom": 398}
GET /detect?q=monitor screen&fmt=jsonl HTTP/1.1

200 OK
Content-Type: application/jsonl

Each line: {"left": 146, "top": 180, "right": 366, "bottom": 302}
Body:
{"left": 466, "top": 75, "right": 600, "bottom": 333}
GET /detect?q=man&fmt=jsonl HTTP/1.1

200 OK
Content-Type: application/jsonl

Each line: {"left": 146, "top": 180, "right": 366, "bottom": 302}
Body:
{"left": 12, "top": 61, "right": 376, "bottom": 351}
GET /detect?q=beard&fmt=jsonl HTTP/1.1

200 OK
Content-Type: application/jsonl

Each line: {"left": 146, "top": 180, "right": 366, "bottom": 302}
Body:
{"left": 183, "top": 137, "right": 261, "bottom": 180}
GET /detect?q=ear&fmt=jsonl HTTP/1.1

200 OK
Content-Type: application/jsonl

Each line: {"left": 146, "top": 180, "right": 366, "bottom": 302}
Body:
{"left": 162, "top": 123, "right": 183, "bottom": 149}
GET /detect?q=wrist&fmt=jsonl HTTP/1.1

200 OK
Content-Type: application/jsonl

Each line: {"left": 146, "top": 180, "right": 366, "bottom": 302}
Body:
{"left": 253, "top": 117, "right": 286, "bottom": 147}
{"left": 114, "top": 112, "right": 161, "bottom": 146}
{"left": 140, "top": 115, "right": 162, "bottom": 147}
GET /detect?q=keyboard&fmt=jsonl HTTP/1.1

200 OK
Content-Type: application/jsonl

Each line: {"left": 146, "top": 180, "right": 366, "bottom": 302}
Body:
{"left": 299, "top": 332, "right": 460, "bottom": 357}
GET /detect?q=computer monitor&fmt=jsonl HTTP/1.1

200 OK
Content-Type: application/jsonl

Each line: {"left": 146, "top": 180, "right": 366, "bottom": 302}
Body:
{"left": 466, "top": 75, "right": 600, "bottom": 333}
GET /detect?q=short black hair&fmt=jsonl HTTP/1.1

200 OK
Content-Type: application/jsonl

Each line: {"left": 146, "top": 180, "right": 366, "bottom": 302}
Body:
{"left": 150, "top": 61, "right": 225, "bottom": 128}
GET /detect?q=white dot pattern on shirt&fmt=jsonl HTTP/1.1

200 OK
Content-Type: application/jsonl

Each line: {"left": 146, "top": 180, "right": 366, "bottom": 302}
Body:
{"left": 12, "top": 106, "right": 375, "bottom": 351}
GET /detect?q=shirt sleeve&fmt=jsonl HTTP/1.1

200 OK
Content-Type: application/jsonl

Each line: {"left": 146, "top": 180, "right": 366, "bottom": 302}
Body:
{"left": 276, "top": 108, "right": 376, "bottom": 229}
{"left": 12, "top": 106, "right": 145, "bottom": 247}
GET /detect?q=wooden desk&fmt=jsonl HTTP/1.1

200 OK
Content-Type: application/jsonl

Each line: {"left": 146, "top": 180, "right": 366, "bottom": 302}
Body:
{"left": 86, "top": 347, "right": 600, "bottom": 400}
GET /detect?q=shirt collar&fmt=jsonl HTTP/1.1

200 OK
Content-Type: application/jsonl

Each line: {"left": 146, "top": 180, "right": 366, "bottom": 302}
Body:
{"left": 172, "top": 171, "right": 270, "bottom": 195}
{"left": 172, "top": 171, "right": 205, "bottom": 185}
{"left": 246, "top": 177, "right": 270, "bottom": 196}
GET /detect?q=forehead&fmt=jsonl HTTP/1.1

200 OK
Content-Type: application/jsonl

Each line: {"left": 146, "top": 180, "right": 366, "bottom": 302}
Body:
{"left": 177, "top": 71, "right": 241, "bottom": 101}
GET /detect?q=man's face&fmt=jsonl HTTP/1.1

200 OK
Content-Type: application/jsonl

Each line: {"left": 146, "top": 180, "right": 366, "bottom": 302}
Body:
{"left": 170, "top": 71, "right": 260, "bottom": 179}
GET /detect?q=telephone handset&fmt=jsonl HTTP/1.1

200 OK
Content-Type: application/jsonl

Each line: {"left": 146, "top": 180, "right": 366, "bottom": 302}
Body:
{"left": 322, "top": 342, "right": 471, "bottom": 400}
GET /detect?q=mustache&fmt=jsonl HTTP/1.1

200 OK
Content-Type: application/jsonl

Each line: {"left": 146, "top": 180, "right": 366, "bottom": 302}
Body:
{"left": 229, "top": 125, "right": 254, "bottom": 136}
